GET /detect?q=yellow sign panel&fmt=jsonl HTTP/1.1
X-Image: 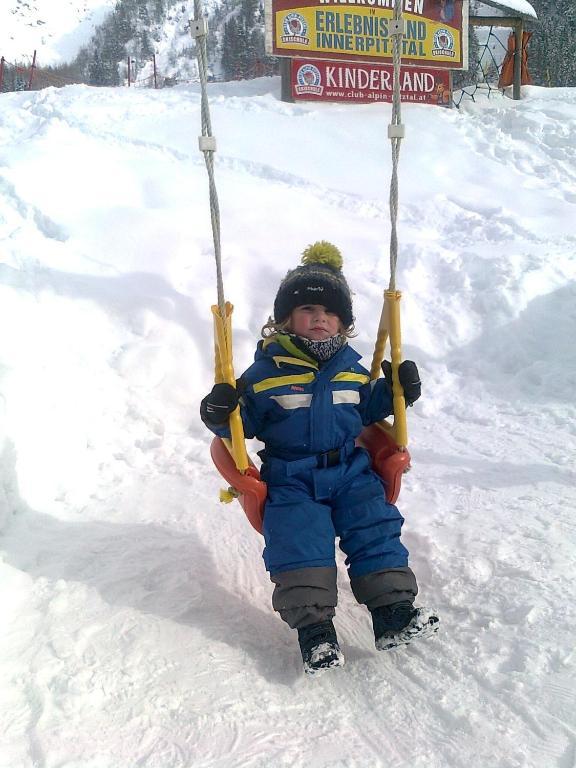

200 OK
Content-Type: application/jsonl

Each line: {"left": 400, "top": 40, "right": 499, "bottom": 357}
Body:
{"left": 266, "top": 0, "right": 469, "bottom": 70}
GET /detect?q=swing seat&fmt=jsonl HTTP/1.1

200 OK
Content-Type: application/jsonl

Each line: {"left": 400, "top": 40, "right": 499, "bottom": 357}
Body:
{"left": 355, "top": 422, "right": 411, "bottom": 505}
{"left": 210, "top": 437, "right": 267, "bottom": 534}
{"left": 210, "top": 421, "right": 410, "bottom": 535}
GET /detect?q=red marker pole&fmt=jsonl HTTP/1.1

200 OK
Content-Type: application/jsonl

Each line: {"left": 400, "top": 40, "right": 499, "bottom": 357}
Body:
{"left": 27, "top": 49, "right": 37, "bottom": 90}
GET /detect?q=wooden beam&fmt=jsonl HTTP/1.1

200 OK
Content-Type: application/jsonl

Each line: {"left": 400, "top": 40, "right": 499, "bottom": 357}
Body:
{"left": 470, "top": 16, "right": 522, "bottom": 28}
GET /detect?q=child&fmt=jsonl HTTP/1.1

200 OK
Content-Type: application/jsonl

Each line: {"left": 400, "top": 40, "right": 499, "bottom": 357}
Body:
{"left": 201, "top": 242, "right": 439, "bottom": 675}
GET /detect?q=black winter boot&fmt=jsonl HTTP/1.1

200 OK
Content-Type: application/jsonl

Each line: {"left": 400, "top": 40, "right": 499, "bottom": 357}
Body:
{"left": 297, "top": 620, "right": 345, "bottom": 676}
{"left": 371, "top": 601, "right": 439, "bottom": 651}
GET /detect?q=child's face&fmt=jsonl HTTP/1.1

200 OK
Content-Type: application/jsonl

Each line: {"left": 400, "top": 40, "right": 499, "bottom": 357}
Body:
{"left": 289, "top": 304, "right": 341, "bottom": 340}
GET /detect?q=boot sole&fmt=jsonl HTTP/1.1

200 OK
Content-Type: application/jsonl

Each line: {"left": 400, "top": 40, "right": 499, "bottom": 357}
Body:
{"left": 303, "top": 644, "right": 345, "bottom": 676}
{"left": 375, "top": 609, "right": 440, "bottom": 652}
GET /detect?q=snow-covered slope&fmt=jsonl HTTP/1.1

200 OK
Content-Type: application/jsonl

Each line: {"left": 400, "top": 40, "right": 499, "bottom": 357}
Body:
{"left": 0, "top": 0, "right": 219, "bottom": 83}
{"left": 0, "top": 79, "right": 575, "bottom": 767}
{"left": 0, "top": 0, "right": 118, "bottom": 65}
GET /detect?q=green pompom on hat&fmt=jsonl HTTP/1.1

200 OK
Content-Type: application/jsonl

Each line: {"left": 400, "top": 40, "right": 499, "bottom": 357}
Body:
{"left": 273, "top": 241, "right": 353, "bottom": 327}
{"left": 301, "top": 241, "right": 343, "bottom": 270}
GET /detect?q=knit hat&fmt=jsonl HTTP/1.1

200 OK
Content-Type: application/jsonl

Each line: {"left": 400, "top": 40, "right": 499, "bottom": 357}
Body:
{"left": 273, "top": 242, "right": 354, "bottom": 328}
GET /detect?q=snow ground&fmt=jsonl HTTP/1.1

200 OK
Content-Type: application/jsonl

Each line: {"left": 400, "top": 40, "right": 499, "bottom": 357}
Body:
{"left": 0, "top": 79, "right": 575, "bottom": 768}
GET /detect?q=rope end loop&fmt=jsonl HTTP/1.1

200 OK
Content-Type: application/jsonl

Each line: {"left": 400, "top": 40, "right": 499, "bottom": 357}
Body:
{"left": 190, "top": 18, "right": 208, "bottom": 38}
{"left": 220, "top": 487, "right": 238, "bottom": 503}
{"left": 199, "top": 135, "right": 217, "bottom": 152}
{"left": 389, "top": 19, "right": 405, "bottom": 36}
{"left": 388, "top": 124, "right": 405, "bottom": 139}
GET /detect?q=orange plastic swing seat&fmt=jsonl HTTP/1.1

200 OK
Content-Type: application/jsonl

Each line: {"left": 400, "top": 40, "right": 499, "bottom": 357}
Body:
{"left": 355, "top": 422, "right": 411, "bottom": 505}
{"left": 210, "top": 437, "right": 268, "bottom": 534}
{"left": 210, "top": 423, "right": 411, "bottom": 535}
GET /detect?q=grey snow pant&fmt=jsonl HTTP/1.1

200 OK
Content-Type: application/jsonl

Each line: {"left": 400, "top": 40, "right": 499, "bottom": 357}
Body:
{"left": 270, "top": 565, "right": 418, "bottom": 629}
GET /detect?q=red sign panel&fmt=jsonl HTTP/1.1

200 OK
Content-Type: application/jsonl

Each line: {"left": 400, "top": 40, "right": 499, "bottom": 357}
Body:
{"left": 291, "top": 58, "right": 452, "bottom": 105}
{"left": 265, "top": 0, "right": 469, "bottom": 69}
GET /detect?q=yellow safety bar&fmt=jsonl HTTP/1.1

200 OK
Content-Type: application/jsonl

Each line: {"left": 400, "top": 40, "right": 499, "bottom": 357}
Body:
{"left": 212, "top": 302, "right": 249, "bottom": 472}
{"left": 369, "top": 289, "right": 408, "bottom": 449}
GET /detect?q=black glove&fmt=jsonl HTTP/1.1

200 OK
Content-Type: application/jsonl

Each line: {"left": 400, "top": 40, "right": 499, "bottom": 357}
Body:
{"left": 382, "top": 360, "right": 421, "bottom": 406}
{"left": 200, "top": 383, "right": 240, "bottom": 425}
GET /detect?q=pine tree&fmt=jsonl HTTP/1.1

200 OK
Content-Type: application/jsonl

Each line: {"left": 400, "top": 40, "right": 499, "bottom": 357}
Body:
{"left": 152, "top": 0, "right": 165, "bottom": 23}
{"left": 453, "top": 18, "right": 481, "bottom": 89}
{"left": 235, "top": 21, "right": 250, "bottom": 78}
{"left": 219, "top": 0, "right": 276, "bottom": 81}
{"left": 221, "top": 17, "right": 241, "bottom": 79}
{"left": 139, "top": 29, "right": 155, "bottom": 61}
{"left": 527, "top": 1, "right": 576, "bottom": 87}
{"left": 72, "top": 0, "right": 161, "bottom": 86}
{"left": 242, "top": 0, "right": 258, "bottom": 29}
{"left": 87, "top": 51, "right": 108, "bottom": 85}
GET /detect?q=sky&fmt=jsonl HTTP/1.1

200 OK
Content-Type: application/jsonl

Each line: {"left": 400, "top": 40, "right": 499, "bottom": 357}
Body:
{"left": 0, "top": 72, "right": 575, "bottom": 768}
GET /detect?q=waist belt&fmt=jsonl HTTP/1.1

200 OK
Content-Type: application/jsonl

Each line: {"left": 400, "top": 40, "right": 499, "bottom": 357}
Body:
{"left": 317, "top": 447, "right": 343, "bottom": 468}
{"left": 264, "top": 439, "right": 356, "bottom": 476}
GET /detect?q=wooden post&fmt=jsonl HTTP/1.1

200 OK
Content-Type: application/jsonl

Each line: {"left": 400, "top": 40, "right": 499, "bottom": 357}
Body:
{"left": 153, "top": 54, "right": 157, "bottom": 89}
{"left": 27, "top": 49, "right": 37, "bottom": 90}
{"left": 280, "top": 58, "right": 293, "bottom": 103}
{"left": 127, "top": 57, "right": 131, "bottom": 86}
{"left": 513, "top": 19, "right": 523, "bottom": 101}
{"left": 0, "top": 57, "right": 5, "bottom": 92}
{"left": 470, "top": 15, "right": 528, "bottom": 101}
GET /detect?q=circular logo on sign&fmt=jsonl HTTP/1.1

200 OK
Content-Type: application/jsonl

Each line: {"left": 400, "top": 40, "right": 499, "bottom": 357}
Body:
{"left": 297, "top": 64, "right": 321, "bottom": 88}
{"left": 433, "top": 28, "right": 455, "bottom": 53}
{"left": 294, "top": 63, "right": 323, "bottom": 96}
{"left": 284, "top": 13, "right": 307, "bottom": 38}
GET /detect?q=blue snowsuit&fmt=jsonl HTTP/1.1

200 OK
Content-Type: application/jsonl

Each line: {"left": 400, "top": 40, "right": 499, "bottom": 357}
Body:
{"left": 207, "top": 334, "right": 418, "bottom": 628}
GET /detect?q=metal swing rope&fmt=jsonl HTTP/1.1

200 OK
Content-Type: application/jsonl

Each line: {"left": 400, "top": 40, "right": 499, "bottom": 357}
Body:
{"left": 388, "top": 2, "right": 404, "bottom": 294}
{"left": 369, "top": 2, "right": 409, "bottom": 449}
{"left": 193, "top": 0, "right": 249, "bottom": 472}
{"left": 193, "top": 0, "right": 224, "bottom": 314}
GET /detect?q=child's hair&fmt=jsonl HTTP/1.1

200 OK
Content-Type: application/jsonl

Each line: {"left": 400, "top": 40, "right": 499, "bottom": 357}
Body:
{"left": 261, "top": 316, "right": 356, "bottom": 339}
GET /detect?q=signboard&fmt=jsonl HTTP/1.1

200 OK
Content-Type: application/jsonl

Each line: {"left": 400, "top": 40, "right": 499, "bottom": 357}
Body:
{"left": 265, "top": 0, "right": 469, "bottom": 70}
{"left": 291, "top": 58, "right": 452, "bottom": 104}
